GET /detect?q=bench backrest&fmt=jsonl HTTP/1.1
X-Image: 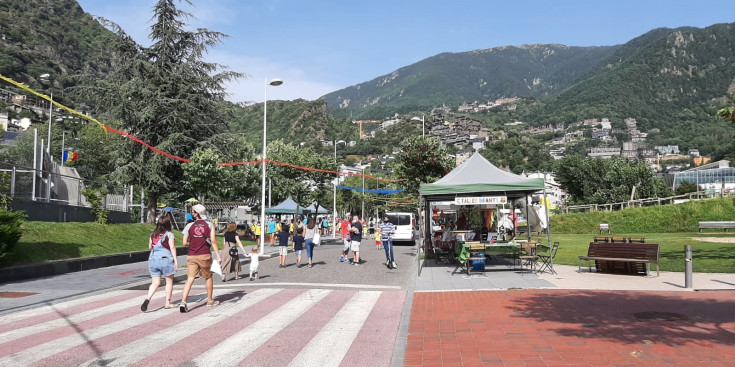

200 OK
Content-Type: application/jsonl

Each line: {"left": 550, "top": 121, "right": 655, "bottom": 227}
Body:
{"left": 699, "top": 221, "right": 735, "bottom": 227}
{"left": 587, "top": 242, "right": 659, "bottom": 261}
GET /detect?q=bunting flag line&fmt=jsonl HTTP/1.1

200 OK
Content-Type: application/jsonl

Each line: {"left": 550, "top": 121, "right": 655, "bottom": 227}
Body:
{"left": 0, "top": 74, "right": 406, "bottom": 182}
{"left": 336, "top": 185, "right": 404, "bottom": 194}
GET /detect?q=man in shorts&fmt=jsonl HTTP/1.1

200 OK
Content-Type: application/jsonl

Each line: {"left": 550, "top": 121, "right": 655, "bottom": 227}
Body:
{"left": 350, "top": 214, "right": 363, "bottom": 265}
{"left": 179, "top": 204, "right": 221, "bottom": 312}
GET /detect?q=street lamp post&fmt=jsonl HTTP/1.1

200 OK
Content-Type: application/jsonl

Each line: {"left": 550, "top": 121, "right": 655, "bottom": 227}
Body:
{"left": 39, "top": 74, "right": 53, "bottom": 203}
{"left": 411, "top": 115, "right": 425, "bottom": 138}
{"left": 333, "top": 139, "right": 346, "bottom": 238}
{"left": 260, "top": 78, "right": 283, "bottom": 255}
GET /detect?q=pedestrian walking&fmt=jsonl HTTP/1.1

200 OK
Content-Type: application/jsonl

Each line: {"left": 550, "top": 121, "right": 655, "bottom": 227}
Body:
{"left": 277, "top": 221, "right": 291, "bottom": 268}
{"left": 268, "top": 218, "right": 277, "bottom": 246}
{"left": 244, "top": 246, "right": 260, "bottom": 280}
{"left": 293, "top": 227, "right": 305, "bottom": 267}
{"left": 340, "top": 215, "right": 352, "bottom": 263}
{"left": 379, "top": 215, "right": 397, "bottom": 269}
{"left": 141, "top": 216, "right": 178, "bottom": 312}
{"left": 369, "top": 218, "right": 375, "bottom": 239}
{"left": 375, "top": 226, "right": 383, "bottom": 250}
{"left": 350, "top": 214, "right": 363, "bottom": 265}
{"left": 221, "top": 222, "right": 247, "bottom": 282}
{"left": 178, "top": 204, "right": 221, "bottom": 313}
{"left": 304, "top": 218, "right": 317, "bottom": 268}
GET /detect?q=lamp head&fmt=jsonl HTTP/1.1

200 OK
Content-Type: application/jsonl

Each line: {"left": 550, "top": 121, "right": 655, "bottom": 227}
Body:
{"left": 269, "top": 78, "right": 283, "bottom": 86}
{"left": 410, "top": 116, "right": 423, "bottom": 122}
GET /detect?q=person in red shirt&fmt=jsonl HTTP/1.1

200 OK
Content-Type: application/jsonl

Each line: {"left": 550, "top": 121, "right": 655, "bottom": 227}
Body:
{"left": 339, "top": 214, "right": 352, "bottom": 262}
{"left": 340, "top": 215, "right": 351, "bottom": 241}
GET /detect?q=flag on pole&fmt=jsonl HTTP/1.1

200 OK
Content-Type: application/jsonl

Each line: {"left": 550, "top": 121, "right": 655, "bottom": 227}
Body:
{"left": 63, "top": 150, "right": 78, "bottom": 163}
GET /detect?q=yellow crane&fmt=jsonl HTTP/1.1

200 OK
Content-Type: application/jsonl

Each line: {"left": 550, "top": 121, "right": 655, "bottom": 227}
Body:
{"left": 354, "top": 120, "right": 382, "bottom": 139}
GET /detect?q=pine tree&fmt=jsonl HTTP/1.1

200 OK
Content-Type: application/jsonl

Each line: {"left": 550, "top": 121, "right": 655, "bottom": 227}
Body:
{"left": 83, "top": 0, "right": 242, "bottom": 222}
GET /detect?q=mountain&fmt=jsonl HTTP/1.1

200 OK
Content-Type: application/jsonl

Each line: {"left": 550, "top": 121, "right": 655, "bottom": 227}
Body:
{"left": 545, "top": 23, "right": 735, "bottom": 122}
{"left": 0, "top": 0, "right": 117, "bottom": 91}
{"left": 322, "top": 23, "right": 735, "bottom": 130}
{"left": 322, "top": 44, "right": 621, "bottom": 119}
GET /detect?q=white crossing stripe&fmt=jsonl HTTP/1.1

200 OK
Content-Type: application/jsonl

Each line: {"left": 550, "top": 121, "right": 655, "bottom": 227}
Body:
{"left": 191, "top": 288, "right": 333, "bottom": 366}
{"left": 0, "top": 296, "right": 174, "bottom": 365}
{"left": 288, "top": 291, "right": 382, "bottom": 367}
{"left": 0, "top": 291, "right": 163, "bottom": 342}
{"left": 81, "top": 288, "right": 283, "bottom": 366}
{"left": 0, "top": 289, "right": 131, "bottom": 326}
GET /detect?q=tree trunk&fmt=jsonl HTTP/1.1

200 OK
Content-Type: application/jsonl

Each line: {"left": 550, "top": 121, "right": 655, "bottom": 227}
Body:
{"left": 146, "top": 192, "right": 158, "bottom": 224}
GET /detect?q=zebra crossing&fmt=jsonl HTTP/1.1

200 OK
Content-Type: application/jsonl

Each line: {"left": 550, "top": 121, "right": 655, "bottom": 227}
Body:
{"left": 0, "top": 287, "right": 406, "bottom": 367}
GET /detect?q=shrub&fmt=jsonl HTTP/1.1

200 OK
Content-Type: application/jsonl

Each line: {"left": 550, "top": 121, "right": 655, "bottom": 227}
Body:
{"left": 0, "top": 208, "right": 25, "bottom": 266}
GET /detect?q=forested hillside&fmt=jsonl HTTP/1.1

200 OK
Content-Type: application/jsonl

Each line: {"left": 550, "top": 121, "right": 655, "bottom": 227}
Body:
{"left": 0, "top": 0, "right": 116, "bottom": 97}
{"left": 322, "top": 44, "right": 621, "bottom": 119}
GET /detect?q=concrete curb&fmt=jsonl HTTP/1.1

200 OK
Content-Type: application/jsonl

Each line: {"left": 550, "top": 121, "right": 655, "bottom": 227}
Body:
{"left": 0, "top": 251, "right": 151, "bottom": 284}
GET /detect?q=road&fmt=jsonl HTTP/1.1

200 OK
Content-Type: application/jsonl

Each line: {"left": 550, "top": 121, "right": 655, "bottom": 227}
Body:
{"left": 0, "top": 238, "right": 417, "bottom": 367}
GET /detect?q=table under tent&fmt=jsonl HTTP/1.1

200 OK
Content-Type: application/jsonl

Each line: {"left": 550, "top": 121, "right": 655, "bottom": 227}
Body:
{"left": 419, "top": 152, "right": 552, "bottom": 273}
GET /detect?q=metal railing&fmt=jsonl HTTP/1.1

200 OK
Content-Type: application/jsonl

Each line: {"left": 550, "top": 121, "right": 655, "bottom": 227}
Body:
{"left": 562, "top": 191, "right": 713, "bottom": 213}
{"left": 0, "top": 162, "right": 131, "bottom": 211}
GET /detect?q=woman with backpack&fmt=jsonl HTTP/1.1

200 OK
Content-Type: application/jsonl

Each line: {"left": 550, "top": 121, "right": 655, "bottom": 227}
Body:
{"left": 141, "top": 216, "right": 178, "bottom": 312}
{"left": 221, "top": 221, "right": 247, "bottom": 282}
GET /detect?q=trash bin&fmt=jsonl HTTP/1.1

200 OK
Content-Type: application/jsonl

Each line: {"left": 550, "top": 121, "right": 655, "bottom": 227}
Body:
{"left": 472, "top": 253, "right": 485, "bottom": 271}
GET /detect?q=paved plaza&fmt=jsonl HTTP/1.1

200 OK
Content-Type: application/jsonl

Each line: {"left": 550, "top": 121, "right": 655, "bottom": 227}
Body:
{"left": 1, "top": 238, "right": 734, "bottom": 366}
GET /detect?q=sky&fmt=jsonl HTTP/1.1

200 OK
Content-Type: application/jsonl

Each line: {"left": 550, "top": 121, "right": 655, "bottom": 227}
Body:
{"left": 75, "top": 0, "right": 735, "bottom": 104}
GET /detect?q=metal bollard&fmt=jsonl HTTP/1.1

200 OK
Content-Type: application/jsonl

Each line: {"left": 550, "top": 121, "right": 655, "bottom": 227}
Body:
{"left": 684, "top": 245, "right": 692, "bottom": 289}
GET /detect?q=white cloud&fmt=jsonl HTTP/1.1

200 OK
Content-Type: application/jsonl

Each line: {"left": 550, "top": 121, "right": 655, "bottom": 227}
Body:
{"left": 209, "top": 51, "right": 342, "bottom": 103}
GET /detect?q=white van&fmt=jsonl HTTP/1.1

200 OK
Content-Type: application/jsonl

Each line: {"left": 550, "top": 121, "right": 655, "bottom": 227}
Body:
{"left": 385, "top": 212, "right": 416, "bottom": 245}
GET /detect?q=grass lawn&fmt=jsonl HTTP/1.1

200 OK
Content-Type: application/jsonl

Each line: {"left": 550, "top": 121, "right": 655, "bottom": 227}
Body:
{"left": 5, "top": 221, "right": 735, "bottom": 273}
{"left": 4, "top": 222, "right": 258, "bottom": 268}
{"left": 527, "top": 232, "right": 735, "bottom": 273}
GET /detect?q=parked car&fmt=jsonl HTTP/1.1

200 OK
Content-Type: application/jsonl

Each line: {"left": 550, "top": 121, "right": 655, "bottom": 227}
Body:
{"left": 385, "top": 212, "right": 417, "bottom": 245}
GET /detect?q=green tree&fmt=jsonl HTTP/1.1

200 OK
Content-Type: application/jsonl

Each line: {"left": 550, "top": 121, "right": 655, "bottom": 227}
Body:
{"left": 393, "top": 137, "right": 454, "bottom": 195}
{"left": 267, "top": 141, "right": 337, "bottom": 217}
{"left": 675, "top": 180, "right": 699, "bottom": 195}
{"left": 717, "top": 94, "right": 735, "bottom": 123}
{"left": 0, "top": 208, "right": 25, "bottom": 266}
{"left": 183, "top": 148, "right": 224, "bottom": 202}
{"left": 554, "top": 156, "right": 673, "bottom": 205}
{"left": 81, "top": 0, "right": 242, "bottom": 222}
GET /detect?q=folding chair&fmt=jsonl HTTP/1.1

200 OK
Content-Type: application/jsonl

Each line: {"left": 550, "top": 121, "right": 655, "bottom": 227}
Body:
{"left": 518, "top": 243, "right": 538, "bottom": 274}
{"left": 452, "top": 246, "right": 471, "bottom": 275}
{"left": 537, "top": 242, "right": 559, "bottom": 274}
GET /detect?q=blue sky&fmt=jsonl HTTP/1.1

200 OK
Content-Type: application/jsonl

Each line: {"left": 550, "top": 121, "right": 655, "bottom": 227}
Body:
{"left": 76, "top": 0, "right": 734, "bottom": 103}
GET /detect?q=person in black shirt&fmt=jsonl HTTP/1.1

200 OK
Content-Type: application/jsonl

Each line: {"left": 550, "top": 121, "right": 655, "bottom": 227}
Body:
{"left": 350, "top": 215, "right": 363, "bottom": 265}
{"left": 277, "top": 222, "right": 291, "bottom": 268}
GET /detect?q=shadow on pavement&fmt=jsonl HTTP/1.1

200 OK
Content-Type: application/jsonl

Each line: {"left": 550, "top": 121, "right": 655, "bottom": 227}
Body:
{"left": 506, "top": 290, "right": 735, "bottom": 346}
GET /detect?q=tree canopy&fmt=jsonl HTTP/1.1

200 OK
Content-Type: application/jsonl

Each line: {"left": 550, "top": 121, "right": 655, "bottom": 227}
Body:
{"left": 554, "top": 156, "right": 673, "bottom": 205}
{"left": 80, "top": 0, "right": 242, "bottom": 222}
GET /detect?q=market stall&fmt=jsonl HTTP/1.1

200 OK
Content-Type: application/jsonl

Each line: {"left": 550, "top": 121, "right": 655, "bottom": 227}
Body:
{"left": 419, "top": 152, "right": 551, "bottom": 272}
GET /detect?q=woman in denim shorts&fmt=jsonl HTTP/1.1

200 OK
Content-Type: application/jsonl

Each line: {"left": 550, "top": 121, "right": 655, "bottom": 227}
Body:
{"left": 141, "top": 216, "right": 179, "bottom": 312}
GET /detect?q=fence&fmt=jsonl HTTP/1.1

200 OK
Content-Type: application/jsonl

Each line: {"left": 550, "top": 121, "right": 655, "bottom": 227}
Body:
{"left": 0, "top": 161, "right": 134, "bottom": 214}
{"left": 562, "top": 191, "right": 712, "bottom": 213}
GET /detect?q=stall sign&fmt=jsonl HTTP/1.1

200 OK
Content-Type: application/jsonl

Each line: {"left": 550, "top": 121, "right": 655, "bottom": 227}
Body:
{"left": 454, "top": 196, "right": 507, "bottom": 205}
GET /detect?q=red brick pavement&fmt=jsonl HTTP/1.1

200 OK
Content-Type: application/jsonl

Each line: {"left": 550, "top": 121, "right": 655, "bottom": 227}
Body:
{"left": 406, "top": 290, "right": 735, "bottom": 366}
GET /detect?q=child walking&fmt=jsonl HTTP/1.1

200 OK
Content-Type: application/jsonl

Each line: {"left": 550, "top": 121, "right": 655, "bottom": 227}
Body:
{"left": 277, "top": 221, "right": 291, "bottom": 268}
{"left": 293, "top": 227, "right": 305, "bottom": 267}
{"left": 244, "top": 246, "right": 260, "bottom": 280}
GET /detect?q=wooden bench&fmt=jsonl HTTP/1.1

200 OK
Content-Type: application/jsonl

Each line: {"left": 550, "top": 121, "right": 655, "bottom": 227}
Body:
{"left": 599, "top": 223, "right": 610, "bottom": 234}
{"left": 698, "top": 221, "right": 735, "bottom": 232}
{"left": 579, "top": 242, "right": 660, "bottom": 276}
